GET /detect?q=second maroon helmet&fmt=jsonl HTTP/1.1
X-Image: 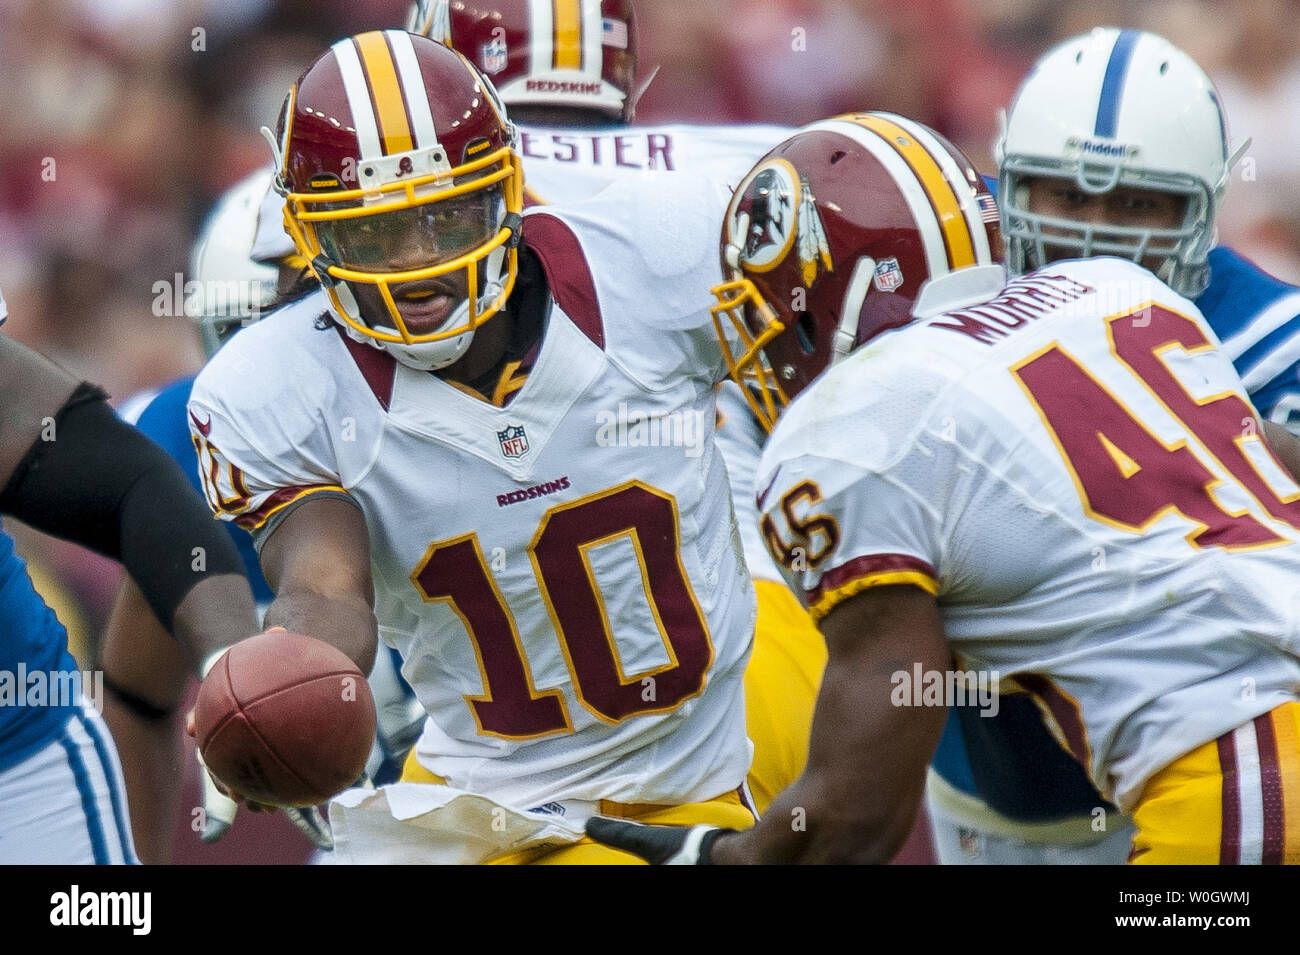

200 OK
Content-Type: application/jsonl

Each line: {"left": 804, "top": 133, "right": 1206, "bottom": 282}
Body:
{"left": 711, "top": 112, "right": 1004, "bottom": 431}
{"left": 408, "top": 0, "right": 638, "bottom": 122}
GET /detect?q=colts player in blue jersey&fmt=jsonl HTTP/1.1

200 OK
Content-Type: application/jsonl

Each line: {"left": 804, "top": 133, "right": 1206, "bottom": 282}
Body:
{"left": 0, "top": 288, "right": 261, "bottom": 864}
{"left": 926, "top": 27, "right": 1300, "bottom": 865}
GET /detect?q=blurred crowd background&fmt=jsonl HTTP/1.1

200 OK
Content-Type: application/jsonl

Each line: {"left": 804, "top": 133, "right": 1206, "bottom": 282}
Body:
{"left": 1, "top": 0, "right": 1298, "bottom": 750}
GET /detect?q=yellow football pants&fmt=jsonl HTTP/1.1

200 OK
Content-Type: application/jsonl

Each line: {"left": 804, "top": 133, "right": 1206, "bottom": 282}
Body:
{"left": 400, "top": 752, "right": 754, "bottom": 864}
{"left": 1130, "top": 701, "right": 1300, "bottom": 864}
{"left": 743, "top": 578, "right": 827, "bottom": 814}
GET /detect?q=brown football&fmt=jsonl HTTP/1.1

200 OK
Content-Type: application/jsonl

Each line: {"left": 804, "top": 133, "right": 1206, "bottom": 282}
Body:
{"left": 194, "top": 631, "right": 376, "bottom": 807}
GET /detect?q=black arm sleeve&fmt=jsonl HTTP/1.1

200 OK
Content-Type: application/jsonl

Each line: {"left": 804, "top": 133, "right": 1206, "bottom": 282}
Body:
{"left": 0, "top": 383, "right": 245, "bottom": 631}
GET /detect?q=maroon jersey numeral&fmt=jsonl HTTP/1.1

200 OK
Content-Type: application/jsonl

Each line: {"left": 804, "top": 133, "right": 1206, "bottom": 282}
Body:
{"left": 1110, "top": 305, "right": 1300, "bottom": 530}
{"left": 412, "top": 534, "right": 570, "bottom": 739}
{"left": 412, "top": 481, "right": 714, "bottom": 739}
{"left": 1012, "top": 305, "right": 1296, "bottom": 549}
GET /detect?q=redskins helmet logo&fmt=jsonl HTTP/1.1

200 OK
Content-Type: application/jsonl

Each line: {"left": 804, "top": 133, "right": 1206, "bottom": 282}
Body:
{"left": 727, "top": 158, "right": 833, "bottom": 285}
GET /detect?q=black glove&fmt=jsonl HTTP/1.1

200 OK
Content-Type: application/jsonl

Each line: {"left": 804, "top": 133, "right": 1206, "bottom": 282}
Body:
{"left": 584, "top": 817, "right": 734, "bottom": 864}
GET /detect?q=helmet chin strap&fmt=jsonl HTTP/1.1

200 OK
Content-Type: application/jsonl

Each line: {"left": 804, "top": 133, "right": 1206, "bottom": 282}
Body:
{"left": 322, "top": 278, "right": 476, "bottom": 371}
{"left": 831, "top": 257, "right": 876, "bottom": 363}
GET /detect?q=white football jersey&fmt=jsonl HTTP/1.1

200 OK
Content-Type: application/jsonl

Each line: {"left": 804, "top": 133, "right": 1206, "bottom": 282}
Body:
{"left": 516, "top": 122, "right": 792, "bottom": 205}
{"left": 758, "top": 256, "right": 1300, "bottom": 812}
{"left": 714, "top": 381, "right": 785, "bottom": 584}
{"left": 191, "top": 175, "right": 756, "bottom": 809}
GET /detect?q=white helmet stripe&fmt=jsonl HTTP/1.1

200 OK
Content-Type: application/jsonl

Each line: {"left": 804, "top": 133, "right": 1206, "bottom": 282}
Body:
{"left": 887, "top": 114, "right": 993, "bottom": 266}
{"left": 388, "top": 30, "right": 438, "bottom": 148}
{"left": 333, "top": 38, "right": 383, "bottom": 159}
{"left": 803, "top": 118, "right": 949, "bottom": 279}
{"left": 581, "top": 0, "right": 602, "bottom": 78}
{"left": 529, "top": 0, "right": 554, "bottom": 78}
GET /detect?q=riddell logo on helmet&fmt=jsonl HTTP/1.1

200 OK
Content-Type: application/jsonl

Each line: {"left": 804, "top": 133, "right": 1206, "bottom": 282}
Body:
{"left": 525, "top": 80, "right": 602, "bottom": 95}
{"left": 1065, "top": 137, "right": 1139, "bottom": 159}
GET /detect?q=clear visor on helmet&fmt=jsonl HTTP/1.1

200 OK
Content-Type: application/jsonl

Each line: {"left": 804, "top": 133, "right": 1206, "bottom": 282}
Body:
{"left": 316, "top": 184, "right": 505, "bottom": 273}
{"left": 709, "top": 277, "right": 790, "bottom": 434}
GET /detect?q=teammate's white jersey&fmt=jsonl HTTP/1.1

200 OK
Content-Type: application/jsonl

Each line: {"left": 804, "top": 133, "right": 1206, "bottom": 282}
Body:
{"left": 714, "top": 381, "right": 785, "bottom": 584}
{"left": 758, "top": 256, "right": 1300, "bottom": 812}
{"left": 191, "top": 175, "right": 755, "bottom": 810}
{"left": 516, "top": 122, "right": 793, "bottom": 205}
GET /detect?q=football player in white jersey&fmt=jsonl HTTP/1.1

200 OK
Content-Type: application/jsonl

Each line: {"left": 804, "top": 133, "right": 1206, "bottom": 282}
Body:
{"left": 584, "top": 112, "right": 1300, "bottom": 865}
{"left": 405, "top": 0, "right": 791, "bottom": 202}
{"left": 403, "top": 0, "right": 824, "bottom": 814}
{"left": 168, "top": 0, "right": 807, "bottom": 836}
{"left": 189, "top": 31, "right": 758, "bottom": 863}
{"left": 927, "top": 27, "right": 1300, "bottom": 866}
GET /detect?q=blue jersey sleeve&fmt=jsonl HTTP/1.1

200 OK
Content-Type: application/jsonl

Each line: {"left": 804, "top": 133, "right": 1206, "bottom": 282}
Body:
{"left": 1198, "top": 247, "right": 1300, "bottom": 433}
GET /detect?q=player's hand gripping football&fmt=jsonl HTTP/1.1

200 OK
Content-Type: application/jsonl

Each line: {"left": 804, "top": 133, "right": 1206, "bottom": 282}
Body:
{"left": 584, "top": 817, "right": 734, "bottom": 864}
{"left": 187, "top": 634, "right": 335, "bottom": 850}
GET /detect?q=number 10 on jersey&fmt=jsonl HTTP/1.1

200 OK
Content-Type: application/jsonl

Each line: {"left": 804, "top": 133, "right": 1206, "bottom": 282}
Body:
{"left": 411, "top": 481, "right": 715, "bottom": 739}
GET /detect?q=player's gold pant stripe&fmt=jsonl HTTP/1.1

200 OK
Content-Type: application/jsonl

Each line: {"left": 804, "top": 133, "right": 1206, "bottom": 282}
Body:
{"left": 356, "top": 31, "right": 414, "bottom": 155}
{"left": 849, "top": 113, "right": 976, "bottom": 269}
{"left": 1130, "top": 702, "right": 1300, "bottom": 864}
{"left": 1271, "top": 706, "right": 1300, "bottom": 862}
{"left": 497, "top": 790, "right": 754, "bottom": 865}
{"left": 1129, "top": 731, "right": 1224, "bottom": 864}
{"left": 553, "top": 0, "right": 582, "bottom": 69}
{"left": 401, "top": 749, "right": 446, "bottom": 784}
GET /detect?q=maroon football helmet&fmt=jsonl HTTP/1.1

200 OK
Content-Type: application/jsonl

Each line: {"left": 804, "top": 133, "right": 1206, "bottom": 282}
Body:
{"left": 269, "top": 30, "right": 524, "bottom": 371}
{"left": 408, "top": 0, "right": 638, "bottom": 121}
{"left": 711, "top": 112, "right": 1004, "bottom": 431}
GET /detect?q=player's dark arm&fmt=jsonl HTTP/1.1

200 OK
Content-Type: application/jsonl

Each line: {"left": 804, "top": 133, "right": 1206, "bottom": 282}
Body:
{"left": 1261, "top": 420, "right": 1300, "bottom": 482}
{"left": 0, "top": 331, "right": 79, "bottom": 480}
{"left": 258, "top": 495, "right": 379, "bottom": 675}
{"left": 712, "top": 584, "right": 949, "bottom": 864}
{"left": 100, "top": 577, "right": 192, "bottom": 864}
{"left": 0, "top": 334, "right": 257, "bottom": 665}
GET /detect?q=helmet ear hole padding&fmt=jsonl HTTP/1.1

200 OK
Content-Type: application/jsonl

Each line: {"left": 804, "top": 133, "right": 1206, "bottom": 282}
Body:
{"left": 795, "top": 313, "right": 817, "bottom": 355}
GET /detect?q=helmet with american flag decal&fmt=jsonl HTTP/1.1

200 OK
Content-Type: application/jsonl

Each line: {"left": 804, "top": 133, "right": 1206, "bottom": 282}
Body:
{"left": 711, "top": 112, "right": 1004, "bottom": 432}
{"left": 408, "top": 0, "right": 639, "bottom": 122}
{"left": 267, "top": 30, "right": 524, "bottom": 371}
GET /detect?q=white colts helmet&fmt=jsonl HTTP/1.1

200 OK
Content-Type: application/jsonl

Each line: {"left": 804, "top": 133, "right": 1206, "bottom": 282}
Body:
{"left": 186, "top": 167, "right": 282, "bottom": 357}
{"left": 995, "top": 28, "right": 1245, "bottom": 297}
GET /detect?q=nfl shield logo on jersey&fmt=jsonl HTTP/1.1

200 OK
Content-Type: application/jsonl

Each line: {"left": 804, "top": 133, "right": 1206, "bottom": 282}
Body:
{"left": 481, "top": 35, "right": 508, "bottom": 75}
{"left": 498, "top": 424, "right": 529, "bottom": 458}
{"left": 873, "top": 257, "right": 904, "bottom": 292}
